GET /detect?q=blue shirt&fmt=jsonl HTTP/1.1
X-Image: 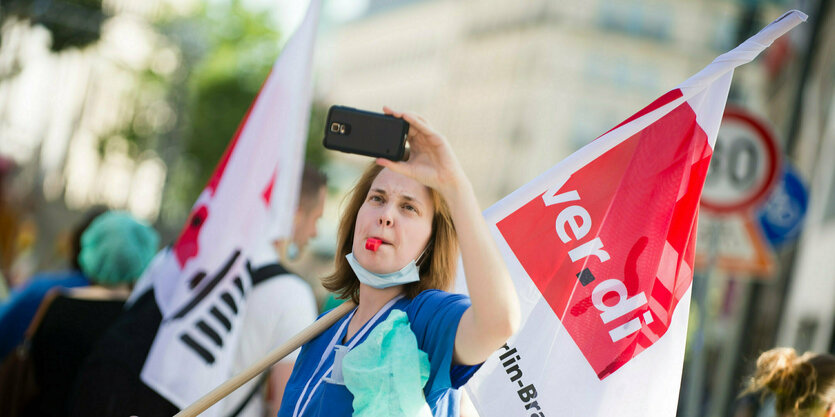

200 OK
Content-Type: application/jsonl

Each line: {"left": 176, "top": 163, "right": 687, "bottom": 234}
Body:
{"left": 0, "top": 269, "right": 89, "bottom": 358}
{"left": 278, "top": 290, "right": 480, "bottom": 417}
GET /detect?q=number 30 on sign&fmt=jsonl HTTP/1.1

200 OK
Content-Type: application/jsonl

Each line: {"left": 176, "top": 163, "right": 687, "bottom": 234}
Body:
{"left": 701, "top": 107, "right": 781, "bottom": 214}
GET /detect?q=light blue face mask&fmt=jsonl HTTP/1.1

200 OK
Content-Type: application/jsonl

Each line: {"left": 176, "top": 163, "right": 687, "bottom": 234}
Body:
{"left": 345, "top": 246, "right": 428, "bottom": 289}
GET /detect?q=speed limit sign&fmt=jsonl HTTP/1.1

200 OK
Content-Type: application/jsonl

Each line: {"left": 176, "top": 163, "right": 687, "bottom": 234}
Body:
{"left": 701, "top": 107, "right": 781, "bottom": 214}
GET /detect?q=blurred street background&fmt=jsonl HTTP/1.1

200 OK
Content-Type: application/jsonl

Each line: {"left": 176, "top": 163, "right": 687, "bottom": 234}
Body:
{"left": 0, "top": 0, "right": 832, "bottom": 416}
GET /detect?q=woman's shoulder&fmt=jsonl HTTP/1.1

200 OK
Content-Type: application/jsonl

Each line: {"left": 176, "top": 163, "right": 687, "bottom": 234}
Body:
{"left": 413, "top": 289, "right": 469, "bottom": 302}
{"left": 403, "top": 289, "right": 471, "bottom": 316}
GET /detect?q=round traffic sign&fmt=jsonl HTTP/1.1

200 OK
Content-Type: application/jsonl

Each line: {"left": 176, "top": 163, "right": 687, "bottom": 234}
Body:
{"left": 757, "top": 163, "right": 808, "bottom": 247}
{"left": 701, "top": 107, "right": 781, "bottom": 214}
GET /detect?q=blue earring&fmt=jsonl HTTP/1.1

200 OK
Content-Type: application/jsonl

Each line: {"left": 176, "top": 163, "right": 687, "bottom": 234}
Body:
{"left": 286, "top": 242, "right": 300, "bottom": 261}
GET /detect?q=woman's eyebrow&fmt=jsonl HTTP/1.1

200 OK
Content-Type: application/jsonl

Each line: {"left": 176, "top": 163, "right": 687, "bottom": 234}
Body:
{"left": 400, "top": 194, "right": 424, "bottom": 209}
{"left": 371, "top": 187, "right": 424, "bottom": 208}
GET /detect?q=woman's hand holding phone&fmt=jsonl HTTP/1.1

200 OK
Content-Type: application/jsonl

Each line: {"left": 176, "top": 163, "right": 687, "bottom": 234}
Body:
{"left": 375, "top": 106, "right": 467, "bottom": 196}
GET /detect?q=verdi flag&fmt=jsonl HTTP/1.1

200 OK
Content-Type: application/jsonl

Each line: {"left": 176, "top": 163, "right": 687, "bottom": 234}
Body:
{"left": 463, "top": 10, "right": 806, "bottom": 417}
{"left": 139, "top": 0, "right": 321, "bottom": 413}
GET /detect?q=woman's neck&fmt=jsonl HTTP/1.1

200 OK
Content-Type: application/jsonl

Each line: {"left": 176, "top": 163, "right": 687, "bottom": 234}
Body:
{"left": 356, "top": 283, "right": 402, "bottom": 319}
{"left": 344, "top": 283, "right": 403, "bottom": 342}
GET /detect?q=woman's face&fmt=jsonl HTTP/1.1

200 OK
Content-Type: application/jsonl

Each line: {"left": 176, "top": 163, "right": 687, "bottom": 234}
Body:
{"left": 352, "top": 168, "right": 434, "bottom": 275}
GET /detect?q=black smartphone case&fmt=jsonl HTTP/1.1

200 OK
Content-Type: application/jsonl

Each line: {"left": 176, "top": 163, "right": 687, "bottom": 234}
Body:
{"left": 323, "top": 106, "right": 410, "bottom": 161}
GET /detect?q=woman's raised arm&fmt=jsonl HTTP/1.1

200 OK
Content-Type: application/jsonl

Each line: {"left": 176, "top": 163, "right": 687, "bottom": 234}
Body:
{"left": 376, "top": 107, "right": 520, "bottom": 366}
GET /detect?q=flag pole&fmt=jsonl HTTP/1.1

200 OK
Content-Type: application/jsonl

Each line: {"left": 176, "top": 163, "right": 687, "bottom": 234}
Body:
{"left": 174, "top": 300, "right": 356, "bottom": 417}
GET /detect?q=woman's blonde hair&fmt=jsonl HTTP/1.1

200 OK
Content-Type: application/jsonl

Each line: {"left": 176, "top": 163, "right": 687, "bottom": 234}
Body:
{"left": 744, "top": 347, "right": 835, "bottom": 416}
{"left": 322, "top": 163, "right": 458, "bottom": 303}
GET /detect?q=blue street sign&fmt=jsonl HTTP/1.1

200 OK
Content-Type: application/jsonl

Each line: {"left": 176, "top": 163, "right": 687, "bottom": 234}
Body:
{"left": 756, "top": 163, "right": 808, "bottom": 248}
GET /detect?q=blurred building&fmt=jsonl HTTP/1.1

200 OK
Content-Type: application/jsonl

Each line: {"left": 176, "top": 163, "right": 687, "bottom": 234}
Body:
{"left": 316, "top": 0, "right": 740, "bottom": 208}
{"left": 773, "top": 0, "right": 834, "bottom": 355}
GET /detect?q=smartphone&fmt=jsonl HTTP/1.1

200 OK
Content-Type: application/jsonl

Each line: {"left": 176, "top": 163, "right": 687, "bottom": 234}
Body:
{"left": 323, "top": 106, "right": 410, "bottom": 161}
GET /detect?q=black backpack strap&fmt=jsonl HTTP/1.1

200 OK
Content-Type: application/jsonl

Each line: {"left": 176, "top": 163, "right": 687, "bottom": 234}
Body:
{"left": 224, "top": 371, "right": 270, "bottom": 417}
{"left": 246, "top": 262, "right": 292, "bottom": 287}
{"left": 225, "top": 261, "right": 292, "bottom": 416}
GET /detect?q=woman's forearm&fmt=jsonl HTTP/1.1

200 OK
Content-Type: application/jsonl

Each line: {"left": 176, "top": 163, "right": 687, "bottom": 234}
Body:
{"left": 441, "top": 175, "right": 520, "bottom": 364}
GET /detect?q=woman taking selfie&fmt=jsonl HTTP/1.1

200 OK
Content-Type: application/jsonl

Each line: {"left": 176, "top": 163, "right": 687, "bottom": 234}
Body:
{"left": 277, "top": 107, "right": 520, "bottom": 417}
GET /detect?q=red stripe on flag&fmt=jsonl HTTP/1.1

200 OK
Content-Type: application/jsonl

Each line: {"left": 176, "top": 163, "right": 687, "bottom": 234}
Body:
{"left": 205, "top": 69, "right": 274, "bottom": 197}
{"left": 262, "top": 168, "right": 277, "bottom": 205}
{"left": 172, "top": 69, "right": 275, "bottom": 269}
{"left": 174, "top": 205, "right": 208, "bottom": 268}
{"left": 599, "top": 89, "right": 684, "bottom": 138}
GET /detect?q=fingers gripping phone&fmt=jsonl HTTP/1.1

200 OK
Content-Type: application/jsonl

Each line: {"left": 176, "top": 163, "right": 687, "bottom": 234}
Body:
{"left": 323, "top": 106, "right": 410, "bottom": 161}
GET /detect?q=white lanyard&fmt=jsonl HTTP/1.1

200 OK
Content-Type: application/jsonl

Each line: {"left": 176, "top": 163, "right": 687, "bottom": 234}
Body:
{"left": 292, "top": 295, "right": 404, "bottom": 417}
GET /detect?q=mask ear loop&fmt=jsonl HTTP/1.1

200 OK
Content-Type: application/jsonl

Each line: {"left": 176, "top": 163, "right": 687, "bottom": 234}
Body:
{"left": 415, "top": 238, "right": 434, "bottom": 268}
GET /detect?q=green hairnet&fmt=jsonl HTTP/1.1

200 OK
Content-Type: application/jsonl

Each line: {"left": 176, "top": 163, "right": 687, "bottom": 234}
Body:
{"left": 78, "top": 211, "right": 159, "bottom": 285}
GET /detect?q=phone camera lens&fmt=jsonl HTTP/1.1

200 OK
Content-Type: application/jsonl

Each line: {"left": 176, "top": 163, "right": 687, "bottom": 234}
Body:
{"left": 330, "top": 123, "right": 340, "bottom": 133}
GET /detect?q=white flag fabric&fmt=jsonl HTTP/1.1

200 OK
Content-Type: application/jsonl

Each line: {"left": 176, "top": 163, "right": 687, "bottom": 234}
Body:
{"left": 139, "top": 0, "right": 321, "bottom": 412}
{"left": 463, "top": 10, "right": 806, "bottom": 417}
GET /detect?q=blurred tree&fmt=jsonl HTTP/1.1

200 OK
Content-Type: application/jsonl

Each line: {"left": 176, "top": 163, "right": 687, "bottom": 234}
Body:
{"left": 0, "top": 0, "right": 107, "bottom": 52}
{"left": 178, "top": 0, "right": 280, "bottom": 210}
{"left": 306, "top": 101, "right": 329, "bottom": 169}
{"left": 155, "top": 0, "right": 328, "bottom": 235}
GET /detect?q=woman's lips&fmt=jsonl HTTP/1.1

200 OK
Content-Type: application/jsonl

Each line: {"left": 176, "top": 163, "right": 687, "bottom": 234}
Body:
{"left": 365, "top": 238, "right": 382, "bottom": 252}
{"left": 365, "top": 236, "right": 393, "bottom": 252}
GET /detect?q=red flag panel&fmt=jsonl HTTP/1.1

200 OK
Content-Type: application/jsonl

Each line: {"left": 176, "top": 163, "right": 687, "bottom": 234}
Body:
{"left": 497, "top": 98, "right": 712, "bottom": 379}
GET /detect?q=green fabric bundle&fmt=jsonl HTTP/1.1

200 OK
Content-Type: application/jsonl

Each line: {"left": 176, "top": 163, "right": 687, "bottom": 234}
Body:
{"left": 343, "top": 309, "right": 432, "bottom": 417}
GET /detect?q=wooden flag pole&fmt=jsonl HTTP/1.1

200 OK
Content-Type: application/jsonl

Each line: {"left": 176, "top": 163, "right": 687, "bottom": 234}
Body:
{"left": 174, "top": 300, "right": 356, "bottom": 417}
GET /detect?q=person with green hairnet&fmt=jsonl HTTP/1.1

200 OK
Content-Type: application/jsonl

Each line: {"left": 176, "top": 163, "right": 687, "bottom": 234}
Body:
{"left": 67, "top": 165, "right": 327, "bottom": 417}
{"left": 0, "top": 209, "right": 158, "bottom": 360}
{"left": 1, "top": 210, "right": 159, "bottom": 417}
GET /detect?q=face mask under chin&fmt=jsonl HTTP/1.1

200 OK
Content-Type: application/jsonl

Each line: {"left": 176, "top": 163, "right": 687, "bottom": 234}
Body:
{"left": 345, "top": 253, "right": 420, "bottom": 289}
{"left": 345, "top": 244, "right": 430, "bottom": 290}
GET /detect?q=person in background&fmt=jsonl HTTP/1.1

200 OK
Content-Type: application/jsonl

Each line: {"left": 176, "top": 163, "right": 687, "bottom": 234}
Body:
{"left": 0, "top": 207, "right": 107, "bottom": 359}
{"left": 744, "top": 347, "right": 835, "bottom": 417}
{"left": 14, "top": 210, "right": 159, "bottom": 417}
{"left": 0, "top": 210, "right": 159, "bottom": 358}
{"left": 69, "top": 164, "right": 326, "bottom": 417}
{"left": 220, "top": 163, "right": 327, "bottom": 417}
